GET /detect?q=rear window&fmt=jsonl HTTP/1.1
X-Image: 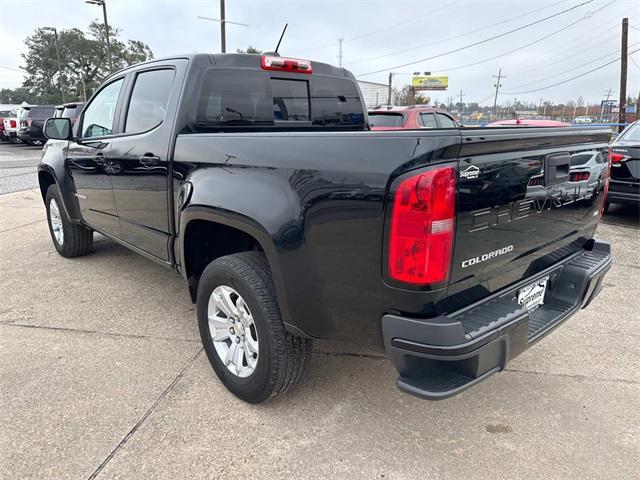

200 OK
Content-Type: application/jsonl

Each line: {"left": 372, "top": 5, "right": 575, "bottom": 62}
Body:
{"left": 619, "top": 122, "right": 640, "bottom": 142}
{"left": 309, "top": 78, "right": 364, "bottom": 127}
{"left": 272, "top": 79, "right": 309, "bottom": 121}
{"left": 194, "top": 69, "right": 364, "bottom": 130}
{"left": 27, "top": 107, "right": 55, "bottom": 119}
{"left": 570, "top": 153, "right": 594, "bottom": 166}
{"left": 196, "top": 70, "right": 272, "bottom": 127}
{"left": 61, "top": 105, "right": 84, "bottom": 119}
{"left": 368, "top": 113, "right": 404, "bottom": 128}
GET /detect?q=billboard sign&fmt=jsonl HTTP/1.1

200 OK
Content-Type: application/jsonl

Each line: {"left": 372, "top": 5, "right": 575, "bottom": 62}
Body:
{"left": 411, "top": 75, "right": 449, "bottom": 91}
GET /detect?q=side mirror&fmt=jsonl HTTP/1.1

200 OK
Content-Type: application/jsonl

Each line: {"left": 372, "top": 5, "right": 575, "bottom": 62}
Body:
{"left": 43, "top": 117, "right": 72, "bottom": 141}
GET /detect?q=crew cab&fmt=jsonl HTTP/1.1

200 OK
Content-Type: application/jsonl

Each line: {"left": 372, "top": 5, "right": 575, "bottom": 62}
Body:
{"left": 39, "top": 53, "right": 612, "bottom": 403}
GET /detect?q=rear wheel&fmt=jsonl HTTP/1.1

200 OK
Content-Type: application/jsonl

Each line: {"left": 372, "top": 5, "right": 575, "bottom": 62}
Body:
{"left": 45, "top": 184, "right": 93, "bottom": 257}
{"left": 197, "top": 252, "right": 312, "bottom": 403}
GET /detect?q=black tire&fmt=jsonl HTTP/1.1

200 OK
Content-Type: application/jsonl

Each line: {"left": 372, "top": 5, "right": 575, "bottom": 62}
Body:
{"left": 45, "top": 184, "right": 93, "bottom": 258}
{"left": 197, "top": 252, "right": 312, "bottom": 403}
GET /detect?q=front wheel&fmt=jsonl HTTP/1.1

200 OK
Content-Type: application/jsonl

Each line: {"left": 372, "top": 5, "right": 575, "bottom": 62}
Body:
{"left": 197, "top": 252, "right": 312, "bottom": 403}
{"left": 45, "top": 184, "right": 93, "bottom": 257}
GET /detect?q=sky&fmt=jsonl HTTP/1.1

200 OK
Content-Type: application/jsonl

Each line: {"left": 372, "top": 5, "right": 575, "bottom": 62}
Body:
{"left": 1, "top": 0, "right": 639, "bottom": 106}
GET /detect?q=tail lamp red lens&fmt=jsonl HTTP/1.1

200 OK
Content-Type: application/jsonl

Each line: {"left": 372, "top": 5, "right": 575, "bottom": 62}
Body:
{"left": 10, "top": 119, "right": 16, "bottom": 128}
{"left": 569, "top": 172, "right": 590, "bottom": 182}
{"left": 608, "top": 150, "right": 628, "bottom": 163}
{"left": 389, "top": 167, "right": 456, "bottom": 285}
{"left": 261, "top": 55, "right": 312, "bottom": 74}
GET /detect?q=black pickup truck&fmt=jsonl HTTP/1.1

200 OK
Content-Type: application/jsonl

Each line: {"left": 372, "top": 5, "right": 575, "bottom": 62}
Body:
{"left": 39, "top": 53, "right": 612, "bottom": 403}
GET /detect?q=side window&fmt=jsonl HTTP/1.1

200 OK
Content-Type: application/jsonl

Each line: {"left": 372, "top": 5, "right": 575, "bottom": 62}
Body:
{"left": 271, "top": 79, "right": 309, "bottom": 121}
{"left": 437, "top": 113, "right": 457, "bottom": 128}
{"left": 420, "top": 113, "right": 437, "bottom": 128}
{"left": 125, "top": 69, "right": 175, "bottom": 133}
{"left": 82, "top": 78, "right": 124, "bottom": 138}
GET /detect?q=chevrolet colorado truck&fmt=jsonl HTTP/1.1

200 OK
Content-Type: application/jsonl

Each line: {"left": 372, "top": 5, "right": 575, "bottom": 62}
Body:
{"left": 39, "top": 53, "right": 612, "bottom": 403}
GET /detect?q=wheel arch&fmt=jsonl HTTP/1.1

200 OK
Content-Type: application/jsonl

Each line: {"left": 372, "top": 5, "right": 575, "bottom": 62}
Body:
{"left": 178, "top": 206, "right": 294, "bottom": 327}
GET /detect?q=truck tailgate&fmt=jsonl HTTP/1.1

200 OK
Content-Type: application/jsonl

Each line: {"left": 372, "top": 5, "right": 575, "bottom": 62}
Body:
{"left": 447, "top": 128, "right": 611, "bottom": 302}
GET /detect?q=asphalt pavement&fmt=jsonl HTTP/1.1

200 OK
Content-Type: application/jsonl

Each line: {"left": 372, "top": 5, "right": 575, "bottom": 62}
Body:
{"left": 0, "top": 142, "right": 639, "bottom": 479}
{"left": 0, "top": 142, "right": 42, "bottom": 194}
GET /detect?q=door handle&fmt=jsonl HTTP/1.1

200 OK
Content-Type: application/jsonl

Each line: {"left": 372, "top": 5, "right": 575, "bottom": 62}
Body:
{"left": 139, "top": 155, "right": 160, "bottom": 167}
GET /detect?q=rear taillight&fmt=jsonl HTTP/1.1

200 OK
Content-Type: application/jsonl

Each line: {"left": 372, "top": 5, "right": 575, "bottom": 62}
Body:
{"left": 570, "top": 172, "right": 590, "bottom": 182}
{"left": 388, "top": 167, "right": 456, "bottom": 285}
{"left": 608, "top": 148, "right": 628, "bottom": 163}
{"left": 261, "top": 55, "right": 312, "bottom": 74}
{"left": 10, "top": 119, "right": 16, "bottom": 128}
{"left": 528, "top": 176, "right": 544, "bottom": 186}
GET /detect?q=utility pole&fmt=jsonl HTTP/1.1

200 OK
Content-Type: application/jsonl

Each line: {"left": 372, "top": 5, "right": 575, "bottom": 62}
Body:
{"left": 387, "top": 72, "right": 393, "bottom": 107}
{"left": 492, "top": 68, "right": 504, "bottom": 121}
{"left": 337, "top": 37, "right": 343, "bottom": 67}
{"left": 458, "top": 89, "right": 465, "bottom": 120}
{"left": 220, "top": 0, "right": 226, "bottom": 53}
{"left": 618, "top": 17, "right": 628, "bottom": 132}
{"left": 572, "top": 103, "right": 578, "bottom": 123}
{"left": 42, "top": 27, "right": 64, "bottom": 103}
{"left": 538, "top": 98, "right": 543, "bottom": 116}
{"left": 86, "top": 1, "right": 113, "bottom": 72}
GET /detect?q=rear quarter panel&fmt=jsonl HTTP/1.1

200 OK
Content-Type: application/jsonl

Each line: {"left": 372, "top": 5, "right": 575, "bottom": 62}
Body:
{"left": 174, "top": 131, "right": 460, "bottom": 348}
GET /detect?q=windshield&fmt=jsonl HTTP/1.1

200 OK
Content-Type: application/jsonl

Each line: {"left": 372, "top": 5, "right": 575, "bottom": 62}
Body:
{"left": 368, "top": 112, "right": 404, "bottom": 127}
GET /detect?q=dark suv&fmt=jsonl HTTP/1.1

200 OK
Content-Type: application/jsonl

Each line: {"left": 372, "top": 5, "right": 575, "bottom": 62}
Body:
{"left": 53, "top": 102, "right": 85, "bottom": 126}
{"left": 607, "top": 121, "right": 640, "bottom": 211}
{"left": 18, "top": 105, "right": 56, "bottom": 145}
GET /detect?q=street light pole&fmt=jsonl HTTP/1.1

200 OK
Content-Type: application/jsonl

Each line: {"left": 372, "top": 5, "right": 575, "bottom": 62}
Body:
{"left": 86, "top": 0, "right": 113, "bottom": 72}
{"left": 43, "top": 27, "right": 64, "bottom": 103}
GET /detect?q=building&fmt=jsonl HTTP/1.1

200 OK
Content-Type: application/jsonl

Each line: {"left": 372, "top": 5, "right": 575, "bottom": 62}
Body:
{"left": 357, "top": 80, "right": 389, "bottom": 108}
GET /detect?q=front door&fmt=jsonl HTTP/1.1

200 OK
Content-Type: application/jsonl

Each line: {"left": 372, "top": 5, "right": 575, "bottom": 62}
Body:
{"left": 109, "top": 65, "right": 183, "bottom": 261}
{"left": 65, "top": 77, "right": 125, "bottom": 237}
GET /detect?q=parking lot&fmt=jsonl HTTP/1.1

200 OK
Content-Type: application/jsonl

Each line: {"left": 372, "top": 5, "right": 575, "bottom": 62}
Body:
{"left": 0, "top": 141, "right": 638, "bottom": 479}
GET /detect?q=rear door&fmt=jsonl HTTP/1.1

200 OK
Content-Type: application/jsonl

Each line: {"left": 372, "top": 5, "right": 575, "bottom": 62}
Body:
{"left": 448, "top": 128, "right": 611, "bottom": 300}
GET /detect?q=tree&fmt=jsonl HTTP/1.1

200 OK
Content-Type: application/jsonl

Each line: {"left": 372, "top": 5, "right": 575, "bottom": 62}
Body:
{"left": 19, "top": 22, "right": 153, "bottom": 104}
{"left": 237, "top": 46, "right": 262, "bottom": 54}
{"left": 395, "top": 85, "right": 429, "bottom": 106}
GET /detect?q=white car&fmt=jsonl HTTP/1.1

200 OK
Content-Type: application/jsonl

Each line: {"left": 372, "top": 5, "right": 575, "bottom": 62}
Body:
{"left": 526, "top": 151, "right": 607, "bottom": 201}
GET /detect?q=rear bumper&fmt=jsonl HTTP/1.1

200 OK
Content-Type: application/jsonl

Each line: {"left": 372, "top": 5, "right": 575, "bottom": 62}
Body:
{"left": 607, "top": 179, "right": 639, "bottom": 205}
{"left": 382, "top": 240, "right": 612, "bottom": 400}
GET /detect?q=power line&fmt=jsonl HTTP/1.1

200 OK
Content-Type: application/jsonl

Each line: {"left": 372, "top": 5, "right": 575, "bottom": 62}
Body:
{"left": 347, "top": 0, "right": 570, "bottom": 67}
{"left": 0, "top": 65, "right": 26, "bottom": 73}
{"left": 426, "top": 0, "right": 617, "bottom": 75}
{"left": 506, "top": 39, "right": 640, "bottom": 90}
{"left": 357, "top": 0, "right": 596, "bottom": 76}
{"left": 502, "top": 46, "right": 640, "bottom": 94}
{"left": 507, "top": 10, "right": 639, "bottom": 75}
{"left": 291, "top": 0, "right": 462, "bottom": 55}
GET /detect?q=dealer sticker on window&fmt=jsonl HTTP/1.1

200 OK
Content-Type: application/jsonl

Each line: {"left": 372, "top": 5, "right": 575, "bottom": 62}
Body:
{"left": 517, "top": 276, "right": 549, "bottom": 311}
